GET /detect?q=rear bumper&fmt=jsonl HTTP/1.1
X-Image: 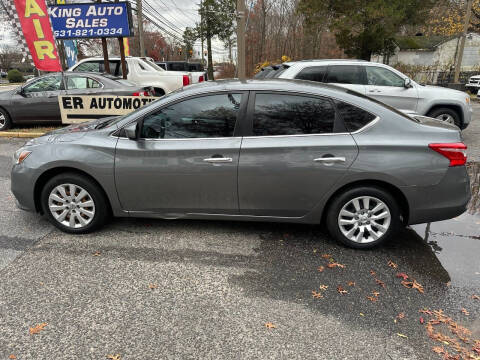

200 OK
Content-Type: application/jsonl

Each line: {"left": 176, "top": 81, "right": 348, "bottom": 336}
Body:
{"left": 404, "top": 166, "right": 471, "bottom": 225}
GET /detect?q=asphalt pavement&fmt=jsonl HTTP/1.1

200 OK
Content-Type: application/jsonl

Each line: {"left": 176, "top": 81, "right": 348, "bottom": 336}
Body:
{"left": 0, "top": 108, "right": 479, "bottom": 360}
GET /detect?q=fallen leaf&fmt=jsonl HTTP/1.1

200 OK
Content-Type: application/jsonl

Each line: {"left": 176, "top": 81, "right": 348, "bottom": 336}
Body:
{"left": 321, "top": 254, "right": 331, "bottom": 259}
{"left": 29, "top": 322, "right": 47, "bottom": 335}
{"left": 337, "top": 285, "right": 348, "bottom": 295}
{"left": 92, "top": 251, "right": 101, "bottom": 256}
{"left": 265, "top": 322, "right": 276, "bottom": 329}
{"left": 461, "top": 308, "right": 470, "bottom": 316}
{"left": 370, "top": 269, "right": 376, "bottom": 276}
{"left": 9, "top": 355, "right": 16, "bottom": 359}
{"left": 313, "top": 249, "right": 317, "bottom": 253}
{"left": 372, "top": 291, "right": 380, "bottom": 297}
{"left": 366, "top": 296, "right": 377, "bottom": 302}
{"left": 327, "top": 263, "right": 345, "bottom": 269}
{"left": 396, "top": 272, "right": 409, "bottom": 280}
{"left": 375, "top": 279, "right": 386, "bottom": 288}
{"left": 397, "top": 333, "right": 408, "bottom": 338}
{"left": 420, "top": 317, "right": 425, "bottom": 324}
{"left": 388, "top": 260, "right": 398, "bottom": 269}
{"left": 395, "top": 312, "right": 405, "bottom": 322}
{"left": 39, "top": 282, "right": 44, "bottom": 286}
{"left": 317, "top": 266, "right": 325, "bottom": 273}
{"left": 401, "top": 280, "right": 424, "bottom": 293}
{"left": 347, "top": 281, "right": 356, "bottom": 287}
{"left": 312, "top": 290, "right": 323, "bottom": 299}
{"left": 432, "top": 346, "right": 445, "bottom": 354}
{"left": 106, "top": 355, "right": 121, "bottom": 360}
{"left": 319, "top": 285, "right": 328, "bottom": 291}
{"left": 148, "top": 283, "right": 158, "bottom": 290}
{"left": 359, "top": 313, "right": 365, "bottom": 316}
{"left": 419, "top": 309, "right": 432, "bottom": 315}
{"left": 472, "top": 295, "right": 480, "bottom": 300}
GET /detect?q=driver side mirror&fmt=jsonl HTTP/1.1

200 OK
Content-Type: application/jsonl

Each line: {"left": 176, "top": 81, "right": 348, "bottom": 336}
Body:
{"left": 404, "top": 78, "right": 413, "bottom": 88}
{"left": 124, "top": 123, "right": 138, "bottom": 140}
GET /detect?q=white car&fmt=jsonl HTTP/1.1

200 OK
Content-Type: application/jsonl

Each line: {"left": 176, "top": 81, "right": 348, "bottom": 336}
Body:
{"left": 268, "top": 60, "right": 471, "bottom": 129}
{"left": 68, "top": 57, "right": 192, "bottom": 96}
{"left": 466, "top": 75, "right": 480, "bottom": 94}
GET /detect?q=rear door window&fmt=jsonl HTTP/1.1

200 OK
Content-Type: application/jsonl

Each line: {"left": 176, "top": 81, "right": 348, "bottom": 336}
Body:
{"left": 252, "top": 94, "right": 335, "bottom": 136}
{"left": 325, "top": 65, "right": 365, "bottom": 85}
{"left": 295, "top": 66, "right": 327, "bottom": 82}
{"left": 74, "top": 61, "right": 101, "bottom": 73}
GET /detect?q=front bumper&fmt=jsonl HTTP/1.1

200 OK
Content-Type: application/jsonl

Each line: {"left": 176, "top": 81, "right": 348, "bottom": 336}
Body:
{"left": 11, "top": 163, "right": 38, "bottom": 212}
{"left": 404, "top": 166, "right": 471, "bottom": 225}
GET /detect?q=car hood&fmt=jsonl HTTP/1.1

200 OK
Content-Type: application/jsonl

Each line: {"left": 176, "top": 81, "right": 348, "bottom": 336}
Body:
{"left": 0, "top": 88, "right": 17, "bottom": 98}
{"left": 418, "top": 84, "right": 468, "bottom": 99}
{"left": 25, "top": 116, "right": 120, "bottom": 146}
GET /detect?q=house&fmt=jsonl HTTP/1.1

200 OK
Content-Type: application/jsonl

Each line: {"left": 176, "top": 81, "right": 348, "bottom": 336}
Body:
{"left": 372, "top": 33, "right": 480, "bottom": 84}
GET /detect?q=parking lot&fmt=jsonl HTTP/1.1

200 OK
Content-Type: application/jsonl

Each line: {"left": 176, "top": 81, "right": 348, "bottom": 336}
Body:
{"left": 0, "top": 107, "right": 479, "bottom": 359}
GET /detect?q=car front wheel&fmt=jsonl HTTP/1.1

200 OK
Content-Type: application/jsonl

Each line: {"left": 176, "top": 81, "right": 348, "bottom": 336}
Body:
{"left": 0, "top": 108, "right": 12, "bottom": 131}
{"left": 427, "top": 108, "right": 461, "bottom": 128}
{"left": 41, "top": 173, "right": 109, "bottom": 234}
{"left": 326, "top": 187, "right": 401, "bottom": 249}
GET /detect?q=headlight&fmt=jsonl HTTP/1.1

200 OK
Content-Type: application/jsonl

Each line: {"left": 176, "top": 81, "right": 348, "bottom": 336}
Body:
{"left": 13, "top": 149, "right": 32, "bottom": 165}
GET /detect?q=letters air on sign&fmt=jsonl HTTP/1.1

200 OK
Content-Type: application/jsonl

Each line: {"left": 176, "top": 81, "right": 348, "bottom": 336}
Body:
{"left": 13, "top": 0, "right": 62, "bottom": 71}
{"left": 48, "top": 2, "right": 134, "bottom": 39}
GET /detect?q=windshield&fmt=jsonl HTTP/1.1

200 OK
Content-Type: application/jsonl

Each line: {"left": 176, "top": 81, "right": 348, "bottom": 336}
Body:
{"left": 142, "top": 59, "right": 165, "bottom": 72}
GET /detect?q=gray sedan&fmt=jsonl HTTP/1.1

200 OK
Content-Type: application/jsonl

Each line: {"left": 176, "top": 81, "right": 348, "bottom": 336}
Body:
{"left": 0, "top": 72, "right": 153, "bottom": 130}
{"left": 11, "top": 79, "right": 471, "bottom": 248}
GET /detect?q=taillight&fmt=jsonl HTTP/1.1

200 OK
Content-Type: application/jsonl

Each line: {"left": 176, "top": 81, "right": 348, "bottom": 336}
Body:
{"left": 198, "top": 75, "right": 204, "bottom": 83}
{"left": 429, "top": 143, "right": 467, "bottom": 167}
{"left": 183, "top": 75, "right": 190, "bottom": 86}
{"left": 132, "top": 91, "right": 150, "bottom": 96}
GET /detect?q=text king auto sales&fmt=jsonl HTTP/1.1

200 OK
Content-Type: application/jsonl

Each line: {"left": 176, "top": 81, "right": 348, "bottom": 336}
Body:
{"left": 48, "top": 2, "right": 133, "bottom": 39}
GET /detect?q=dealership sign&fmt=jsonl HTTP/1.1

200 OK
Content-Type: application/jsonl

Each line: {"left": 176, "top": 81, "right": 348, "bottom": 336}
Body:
{"left": 59, "top": 95, "right": 154, "bottom": 124}
{"left": 13, "top": 0, "right": 62, "bottom": 71}
{"left": 48, "top": 2, "right": 134, "bottom": 39}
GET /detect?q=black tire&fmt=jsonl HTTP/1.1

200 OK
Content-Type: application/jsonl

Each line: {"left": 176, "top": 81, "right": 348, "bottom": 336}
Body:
{"left": 427, "top": 107, "right": 461, "bottom": 128}
{"left": 326, "top": 186, "right": 401, "bottom": 249}
{"left": 0, "top": 107, "right": 12, "bottom": 131}
{"left": 41, "top": 172, "right": 109, "bottom": 234}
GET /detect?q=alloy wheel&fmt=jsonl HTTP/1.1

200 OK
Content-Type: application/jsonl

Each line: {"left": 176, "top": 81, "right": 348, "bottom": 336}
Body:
{"left": 435, "top": 114, "right": 455, "bottom": 125}
{"left": 48, "top": 183, "right": 95, "bottom": 229}
{"left": 0, "top": 113, "right": 5, "bottom": 128}
{"left": 337, "top": 196, "right": 391, "bottom": 244}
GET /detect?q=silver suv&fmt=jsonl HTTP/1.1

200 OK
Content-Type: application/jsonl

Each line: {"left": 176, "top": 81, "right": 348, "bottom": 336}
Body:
{"left": 271, "top": 60, "right": 472, "bottom": 129}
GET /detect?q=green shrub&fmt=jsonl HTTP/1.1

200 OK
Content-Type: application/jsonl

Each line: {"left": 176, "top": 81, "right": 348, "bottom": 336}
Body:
{"left": 7, "top": 69, "right": 24, "bottom": 83}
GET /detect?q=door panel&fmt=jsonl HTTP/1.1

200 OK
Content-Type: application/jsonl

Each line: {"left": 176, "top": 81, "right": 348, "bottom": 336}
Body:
{"left": 10, "top": 77, "right": 64, "bottom": 122}
{"left": 238, "top": 135, "right": 358, "bottom": 217}
{"left": 115, "top": 137, "right": 241, "bottom": 214}
{"left": 364, "top": 66, "right": 418, "bottom": 111}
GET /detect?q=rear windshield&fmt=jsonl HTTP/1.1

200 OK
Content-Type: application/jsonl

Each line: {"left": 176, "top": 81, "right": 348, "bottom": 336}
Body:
{"left": 272, "top": 65, "right": 290, "bottom": 78}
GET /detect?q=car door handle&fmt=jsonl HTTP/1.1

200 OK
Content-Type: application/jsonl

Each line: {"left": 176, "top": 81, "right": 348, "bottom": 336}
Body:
{"left": 203, "top": 157, "right": 233, "bottom": 163}
{"left": 314, "top": 157, "right": 346, "bottom": 163}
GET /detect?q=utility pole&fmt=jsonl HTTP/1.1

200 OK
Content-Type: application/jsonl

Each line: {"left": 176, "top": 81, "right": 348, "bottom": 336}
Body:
{"left": 200, "top": 0, "right": 204, "bottom": 65}
{"left": 454, "top": 0, "right": 473, "bottom": 83}
{"left": 137, "top": 0, "right": 145, "bottom": 57}
{"left": 97, "top": 0, "right": 110, "bottom": 74}
{"left": 236, "top": 0, "right": 246, "bottom": 80}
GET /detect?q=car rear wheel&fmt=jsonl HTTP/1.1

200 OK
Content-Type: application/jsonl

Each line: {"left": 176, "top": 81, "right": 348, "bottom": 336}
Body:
{"left": 0, "top": 108, "right": 12, "bottom": 131}
{"left": 326, "top": 187, "right": 401, "bottom": 249}
{"left": 41, "top": 173, "right": 109, "bottom": 234}
{"left": 427, "top": 108, "right": 461, "bottom": 128}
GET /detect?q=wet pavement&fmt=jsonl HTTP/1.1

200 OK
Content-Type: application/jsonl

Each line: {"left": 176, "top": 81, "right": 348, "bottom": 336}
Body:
{"left": 0, "top": 146, "right": 479, "bottom": 359}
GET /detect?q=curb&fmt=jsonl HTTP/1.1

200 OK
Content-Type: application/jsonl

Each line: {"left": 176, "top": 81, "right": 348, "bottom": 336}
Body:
{"left": 0, "top": 132, "right": 45, "bottom": 138}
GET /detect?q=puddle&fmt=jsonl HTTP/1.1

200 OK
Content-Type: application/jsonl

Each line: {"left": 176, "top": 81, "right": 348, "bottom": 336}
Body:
{"left": 411, "top": 162, "right": 480, "bottom": 287}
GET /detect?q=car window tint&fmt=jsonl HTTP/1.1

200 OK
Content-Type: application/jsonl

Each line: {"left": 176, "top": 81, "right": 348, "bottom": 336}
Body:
{"left": 253, "top": 94, "right": 335, "bottom": 136}
{"left": 335, "top": 100, "right": 376, "bottom": 132}
{"left": 23, "top": 75, "right": 63, "bottom": 93}
{"left": 295, "top": 66, "right": 327, "bottom": 82}
{"left": 67, "top": 76, "right": 102, "bottom": 89}
{"left": 74, "top": 62, "right": 101, "bottom": 72}
{"left": 141, "top": 93, "right": 242, "bottom": 139}
{"left": 157, "top": 63, "right": 166, "bottom": 70}
{"left": 366, "top": 66, "right": 404, "bottom": 87}
{"left": 325, "top": 65, "right": 364, "bottom": 84}
{"left": 170, "top": 63, "right": 187, "bottom": 71}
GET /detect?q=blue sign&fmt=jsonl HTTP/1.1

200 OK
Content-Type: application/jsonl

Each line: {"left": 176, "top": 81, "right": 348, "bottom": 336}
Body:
{"left": 64, "top": 40, "right": 77, "bottom": 68}
{"left": 48, "top": 2, "right": 134, "bottom": 39}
